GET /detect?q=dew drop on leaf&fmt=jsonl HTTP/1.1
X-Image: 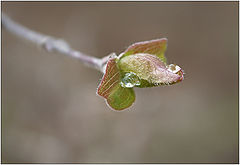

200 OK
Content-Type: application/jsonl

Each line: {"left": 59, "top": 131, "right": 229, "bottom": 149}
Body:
{"left": 167, "top": 64, "right": 182, "bottom": 74}
{"left": 120, "top": 72, "right": 141, "bottom": 88}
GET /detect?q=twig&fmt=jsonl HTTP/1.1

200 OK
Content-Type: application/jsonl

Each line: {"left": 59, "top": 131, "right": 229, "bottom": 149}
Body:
{"left": 2, "top": 13, "right": 110, "bottom": 72}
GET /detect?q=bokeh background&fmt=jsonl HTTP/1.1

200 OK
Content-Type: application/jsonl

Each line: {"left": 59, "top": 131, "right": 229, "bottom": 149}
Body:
{"left": 2, "top": 2, "right": 238, "bottom": 163}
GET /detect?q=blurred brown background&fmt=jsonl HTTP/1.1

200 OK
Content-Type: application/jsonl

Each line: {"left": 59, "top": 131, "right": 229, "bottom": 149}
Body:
{"left": 2, "top": 2, "right": 238, "bottom": 163}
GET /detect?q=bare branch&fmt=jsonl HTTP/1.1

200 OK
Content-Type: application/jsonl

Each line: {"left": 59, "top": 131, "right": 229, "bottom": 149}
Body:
{"left": 2, "top": 13, "right": 110, "bottom": 72}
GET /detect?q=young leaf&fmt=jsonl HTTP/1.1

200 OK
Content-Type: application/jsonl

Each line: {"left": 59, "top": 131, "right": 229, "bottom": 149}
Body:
{"left": 121, "top": 38, "right": 168, "bottom": 64}
{"left": 118, "top": 53, "right": 183, "bottom": 87}
{"left": 97, "top": 58, "right": 135, "bottom": 110}
{"left": 107, "top": 85, "right": 135, "bottom": 111}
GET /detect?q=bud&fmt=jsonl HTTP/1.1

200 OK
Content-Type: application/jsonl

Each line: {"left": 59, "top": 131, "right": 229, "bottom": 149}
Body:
{"left": 97, "top": 38, "right": 184, "bottom": 110}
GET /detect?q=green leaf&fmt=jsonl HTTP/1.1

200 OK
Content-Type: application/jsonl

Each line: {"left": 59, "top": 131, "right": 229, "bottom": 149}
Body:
{"left": 121, "top": 38, "right": 168, "bottom": 64}
{"left": 97, "top": 58, "right": 135, "bottom": 110}
{"left": 107, "top": 85, "right": 135, "bottom": 111}
{"left": 118, "top": 53, "right": 183, "bottom": 87}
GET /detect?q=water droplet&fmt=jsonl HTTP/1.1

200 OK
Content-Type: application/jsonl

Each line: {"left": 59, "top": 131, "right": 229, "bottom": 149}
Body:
{"left": 167, "top": 64, "right": 181, "bottom": 74}
{"left": 120, "top": 72, "right": 141, "bottom": 88}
